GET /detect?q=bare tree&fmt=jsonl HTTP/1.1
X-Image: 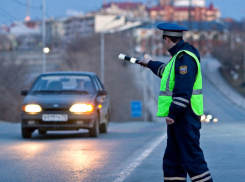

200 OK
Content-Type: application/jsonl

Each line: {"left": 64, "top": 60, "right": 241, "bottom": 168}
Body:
{"left": 0, "top": 55, "right": 28, "bottom": 122}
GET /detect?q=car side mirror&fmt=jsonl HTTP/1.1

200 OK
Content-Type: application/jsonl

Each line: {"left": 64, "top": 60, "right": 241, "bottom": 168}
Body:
{"left": 21, "top": 90, "right": 29, "bottom": 96}
{"left": 98, "top": 90, "right": 107, "bottom": 96}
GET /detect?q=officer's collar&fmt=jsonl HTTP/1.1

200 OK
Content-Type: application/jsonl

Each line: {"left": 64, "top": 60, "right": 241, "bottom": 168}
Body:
{"left": 168, "top": 39, "right": 185, "bottom": 56}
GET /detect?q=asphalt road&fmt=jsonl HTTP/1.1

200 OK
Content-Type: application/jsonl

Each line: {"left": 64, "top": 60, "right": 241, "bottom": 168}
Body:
{"left": 0, "top": 57, "right": 245, "bottom": 182}
{"left": 0, "top": 121, "right": 166, "bottom": 182}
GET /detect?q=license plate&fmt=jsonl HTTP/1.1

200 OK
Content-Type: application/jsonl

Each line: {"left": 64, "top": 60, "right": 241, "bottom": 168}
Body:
{"left": 42, "top": 114, "right": 68, "bottom": 122}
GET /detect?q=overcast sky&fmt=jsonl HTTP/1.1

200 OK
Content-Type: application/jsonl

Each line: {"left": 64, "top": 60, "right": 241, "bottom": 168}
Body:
{"left": 0, "top": 0, "right": 244, "bottom": 25}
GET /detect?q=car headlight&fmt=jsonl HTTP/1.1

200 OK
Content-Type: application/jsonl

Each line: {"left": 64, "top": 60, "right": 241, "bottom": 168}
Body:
{"left": 23, "top": 104, "right": 42, "bottom": 113}
{"left": 69, "top": 104, "right": 93, "bottom": 113}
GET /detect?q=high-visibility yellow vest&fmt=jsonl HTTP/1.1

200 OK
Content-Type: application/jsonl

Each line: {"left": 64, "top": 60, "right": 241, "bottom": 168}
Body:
{"left": 156, "top": 50, "right": 203, "bottom": 117}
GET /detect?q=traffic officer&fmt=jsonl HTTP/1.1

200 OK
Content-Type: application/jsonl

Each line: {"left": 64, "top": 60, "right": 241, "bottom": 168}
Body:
{"left": 139, "top": 23, "right": 213, "bottom": 182}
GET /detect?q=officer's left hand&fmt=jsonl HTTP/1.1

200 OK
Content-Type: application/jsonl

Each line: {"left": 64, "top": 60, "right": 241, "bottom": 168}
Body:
{"left": 166, "top": 117, "right": 175, "bottom": 125}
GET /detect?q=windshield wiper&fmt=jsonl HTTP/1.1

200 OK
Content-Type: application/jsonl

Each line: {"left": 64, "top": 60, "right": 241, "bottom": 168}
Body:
{"left": 60, "top": 90, "right": 89, "bottom": 94}
{"left": 33, "top": 90, "right": 62, "bottom": 94}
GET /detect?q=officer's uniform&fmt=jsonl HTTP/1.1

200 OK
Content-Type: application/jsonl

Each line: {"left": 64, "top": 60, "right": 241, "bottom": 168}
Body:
{"left": 147, "top": 23, "right": 213, "bottom": 182}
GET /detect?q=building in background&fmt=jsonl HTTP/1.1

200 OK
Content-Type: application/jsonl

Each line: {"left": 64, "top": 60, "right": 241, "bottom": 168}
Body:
{"left": 135, "top": 21, "right": 230, "bottom": 56}
{"left": 95, "top": 15, "right": 126, "bottom": 33}
{"left": 101, "top": 2, "right": 148, "bottom": 19}
{"left": 0, "top": 0, "right": 226, "bottom": 52}
{"left": 160, "top": 0, "right": 173, "bottom": 6}
{"left": 173, "top": 0, "right": 205, "bottom": 7}
{"left": 46, "top": 18, "right": 66, "bottom": 49}
{"left": 8, "top": 21, "right": 41, "bottom": 51}
{"left": 150, "top": 0, "right": 220, "bottom": 21}
{"left": 10, "top": 21, "right": 41, "bottom": 35}
{"left": 46, "top": 18, "right": 65, "bottom": 41}
{"left": 64, "top": 15, "right": 95, "bottom": 41}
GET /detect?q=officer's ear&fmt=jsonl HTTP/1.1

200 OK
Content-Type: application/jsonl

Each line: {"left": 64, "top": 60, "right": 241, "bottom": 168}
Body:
{"left": 166, "top": 37, "right": 171, "bottom": 44}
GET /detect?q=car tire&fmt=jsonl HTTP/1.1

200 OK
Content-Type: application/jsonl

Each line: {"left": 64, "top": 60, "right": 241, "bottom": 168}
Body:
{"left": 99, "top": 112, "right": 109, "bottom": 133}
{"left": 89, "top": 115, "right": 99, "bottom": 137}
{"left": 21, "top": 127, "right": 32, "bottom": 138}
{"left": 38, "top": 129, "right": 47, "bottom": 135}
{"left": 99, "top": 123, "right": 107, "bottom": 133}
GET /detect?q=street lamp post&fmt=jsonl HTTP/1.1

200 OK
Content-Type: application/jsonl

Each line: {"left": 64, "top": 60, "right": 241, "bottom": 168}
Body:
{"left": 100, "top": 16, "right": 121, "bottom": 84}
{"left": 100, "top": 32, "right": 105, "bottom": 84}
{"left": 42, "top": 0, "right": 46, "bottom": 73}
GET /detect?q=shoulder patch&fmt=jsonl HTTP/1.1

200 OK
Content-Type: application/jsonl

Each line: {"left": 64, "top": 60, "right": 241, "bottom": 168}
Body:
{"left": 179, "top": 66, "right": 187, "bottom": 74}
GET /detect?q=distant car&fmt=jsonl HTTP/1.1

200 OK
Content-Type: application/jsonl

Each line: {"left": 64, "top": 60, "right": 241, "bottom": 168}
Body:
{"left": 20, "top": 71, "right": 110, "bottom": 138}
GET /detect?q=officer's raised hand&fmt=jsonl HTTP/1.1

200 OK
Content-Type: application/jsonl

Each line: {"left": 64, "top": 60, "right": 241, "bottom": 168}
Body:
{"left": 166, "top": 117, "right": 175, "bottom": 125}
{"left": 138, "top": 58, "right": 150, "bottom": 68}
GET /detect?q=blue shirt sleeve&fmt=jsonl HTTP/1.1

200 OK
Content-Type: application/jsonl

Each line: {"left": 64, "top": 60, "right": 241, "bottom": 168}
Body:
{"left": 147, "top": 60, "right": 165, "bottom": 78}
{"left": 168, "top": 53, "right": 198, "bottom": 120}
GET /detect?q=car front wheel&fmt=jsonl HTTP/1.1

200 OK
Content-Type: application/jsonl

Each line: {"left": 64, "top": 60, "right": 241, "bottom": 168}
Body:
{"left": 99, "top": 112, "right": 109, "bottom": 133}
{"left": 89, "top": 115, "right": 99, "bottom": 137}
{"left": 21, "top": 127, "right": 32, "bottom": 138}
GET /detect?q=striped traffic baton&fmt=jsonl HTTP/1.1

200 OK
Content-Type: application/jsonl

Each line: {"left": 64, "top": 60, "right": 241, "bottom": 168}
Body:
{"left": 118, "top": 53, "right": 142, "bottom": 65}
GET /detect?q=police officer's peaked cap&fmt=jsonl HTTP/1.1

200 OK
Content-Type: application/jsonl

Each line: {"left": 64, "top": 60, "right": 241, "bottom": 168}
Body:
{"left": 157, "top": 23, "right": 188, "bottom": 37}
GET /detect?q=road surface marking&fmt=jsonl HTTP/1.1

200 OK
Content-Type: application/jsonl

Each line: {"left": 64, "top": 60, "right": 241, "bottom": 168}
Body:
{"left": 113, "top": 132, "right": 167, "bottom": 182}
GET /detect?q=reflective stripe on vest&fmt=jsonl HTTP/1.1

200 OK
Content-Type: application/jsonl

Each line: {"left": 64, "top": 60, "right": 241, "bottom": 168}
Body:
{"left": 159, "top": 89, "right": 202, "bottom": 96}
{"left": 156, "top": 50, "right": 204, "bottom": 117}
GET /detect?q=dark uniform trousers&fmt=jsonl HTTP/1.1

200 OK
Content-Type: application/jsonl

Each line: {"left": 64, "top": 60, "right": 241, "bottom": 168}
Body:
{"left": 163, "top": 112, "right": 213, "bottom": 182}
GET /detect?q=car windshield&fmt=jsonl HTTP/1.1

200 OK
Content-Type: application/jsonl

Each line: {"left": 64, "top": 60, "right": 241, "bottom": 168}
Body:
{"left": 31, "top": 75, "right": 95, "bottom": 94}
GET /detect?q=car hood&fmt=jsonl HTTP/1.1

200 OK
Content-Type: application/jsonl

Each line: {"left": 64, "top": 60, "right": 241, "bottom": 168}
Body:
{"left": 23, "top": 94, "right": 95, "bottom": 109}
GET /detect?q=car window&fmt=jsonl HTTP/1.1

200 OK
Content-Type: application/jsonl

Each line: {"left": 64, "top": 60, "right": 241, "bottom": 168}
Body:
{"left": 31, "top": 75, "right": 95, "bottom": 93}
{"left": 94, "top": 77, "right": 103, "bottom": 90}
{"left": 92, "top": 77, "right": 100, "bottom": 91}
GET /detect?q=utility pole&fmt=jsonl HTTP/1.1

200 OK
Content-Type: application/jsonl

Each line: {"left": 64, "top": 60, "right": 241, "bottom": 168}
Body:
{"left": 100, "top": 32, "right": 105, "bottom": 83}
{"left": 129, "top": 28, "right": 134, "bottom": 56}
{"left": 151, "top": 19, "right": 156, "bottom": 59}
{"left": 100, "top": 16, "right": 120, "bottom": 84}
{"left": 42, "top": 0, "right": 46, "bottom": 73}
{"left": 188, "top": 0, "right": 192, "bottom": 30}
{"left": 25, "top": 0, "right": 30, "bottom": 21}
